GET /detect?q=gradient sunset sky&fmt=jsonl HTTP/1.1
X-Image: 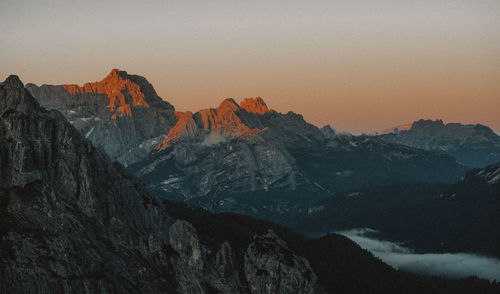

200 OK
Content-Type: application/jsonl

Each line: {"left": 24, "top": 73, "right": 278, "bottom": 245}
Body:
{"left": 1, "top": 0, "right": 499, "bottom": 134}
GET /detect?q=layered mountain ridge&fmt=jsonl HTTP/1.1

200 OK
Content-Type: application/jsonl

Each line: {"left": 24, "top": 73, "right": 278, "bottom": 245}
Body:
{"left": 155, "top": 97, "right": 272, "bottom": 150}
{"left": 28, "top": 70, "right": 468, "bottom": 219}
{"left": 378, "top": 119, "right": 500, "bottom": 167}
{"left": 0, "top": 74, "right": 326, "bottom": 293}
{"left": 4, "top": 73, "right": 493, "bottom": 293}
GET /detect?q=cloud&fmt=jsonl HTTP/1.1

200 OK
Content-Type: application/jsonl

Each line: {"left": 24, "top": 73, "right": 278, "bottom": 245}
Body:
{"left": 337, "top": 228, "right": 500, "bottom": 282}
{"left": 201, "top": 132, "right": 227, "bottom": 146}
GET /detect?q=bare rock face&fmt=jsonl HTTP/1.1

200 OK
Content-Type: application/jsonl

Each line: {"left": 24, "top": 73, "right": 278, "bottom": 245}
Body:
{"left": 0, "top": 74, "right": 324, "bottom": 294}
{"left": 26, "top": 69, "right": 177, "bottom": 166}
{"left": 245, "top": 230, "right": 318, "bottom": 294}
{"left": 240, "top": 97, "right": 270, "bottom": 114}
{"left": 167, "top": 220, "right": 245, "bottom": 294}
{"left": 132, "top": 97, "right": 318, "bottom": 202}
{"left": 320, "top": 125, "right": 336, "bottom": 139}
{"left": 0, "top": 75, "right": 173, "bottom": 293}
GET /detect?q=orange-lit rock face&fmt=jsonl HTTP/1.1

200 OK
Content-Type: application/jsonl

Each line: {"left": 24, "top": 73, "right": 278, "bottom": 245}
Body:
{"left": 155, "top": 98, "right": 267, "bottom": 151}
{"left": 156, "top": 111, "right": 199, "bottom": 150}
{"left": 199, "top": 98, "right": 253, "bottom": 135}
{"left": 62, "top": 69, "right": 149, "bottom": 118}
{"left": 240, "top": 97, "right": 270, "bottom": 114}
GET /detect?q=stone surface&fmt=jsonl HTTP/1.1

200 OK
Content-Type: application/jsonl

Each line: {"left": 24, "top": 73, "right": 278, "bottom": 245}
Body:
{"left": 245, "top": 230, "right": 318, "bottom": 294}
{"left": 0, "top": 74, "right": 324, "bottom": 294}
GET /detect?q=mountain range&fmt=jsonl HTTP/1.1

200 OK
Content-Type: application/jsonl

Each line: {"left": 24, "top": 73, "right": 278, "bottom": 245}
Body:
{"left": 3, "top": 74, "right": 499, "bottom": 293}
{"left": 28, "top": 70, "right": 471, "bottom": 220}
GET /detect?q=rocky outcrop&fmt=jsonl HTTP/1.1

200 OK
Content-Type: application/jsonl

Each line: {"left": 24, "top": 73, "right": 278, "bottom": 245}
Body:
{"left": 245, "top": 230, "right": 318, "bottom": 294}
{"left": 474, "top": 162, "right": 500, "bottom": 186}
{"left": 27, "top": 69, "right": 177, "bottom": 166}
{"left": 0, "top": 74, "right": 173, "bottom": 293}
{"left": 240, "top": 97, "right": 270, "bottom": 114}
{"left": 320, "top": 125, "right": 336, "bottom": 139}
{"left": 378, "top": 119, "right": 500, "bottom": 167}
{"left": 0, "top": 74, "right": 325, "bottom": 294}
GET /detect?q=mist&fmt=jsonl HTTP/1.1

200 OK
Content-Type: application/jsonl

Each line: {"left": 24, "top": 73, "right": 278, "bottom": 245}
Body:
{"left": 201, "top": 132, "right": 227, "bottom": 146}
{"left": 338, "top": 228, "right": 500, "bottom": 282}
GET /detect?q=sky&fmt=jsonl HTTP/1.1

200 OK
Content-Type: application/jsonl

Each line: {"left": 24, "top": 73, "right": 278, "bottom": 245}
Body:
{"left": 1, "top": 0, "right": 499, "bottom": 134}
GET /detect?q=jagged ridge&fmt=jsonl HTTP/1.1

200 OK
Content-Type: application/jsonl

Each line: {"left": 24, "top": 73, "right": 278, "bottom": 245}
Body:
{"left": 0, "top": 74, "right": 322, "bottom": 293}
{"left": 27, "top": 69, "right": 177, "bottom": 166}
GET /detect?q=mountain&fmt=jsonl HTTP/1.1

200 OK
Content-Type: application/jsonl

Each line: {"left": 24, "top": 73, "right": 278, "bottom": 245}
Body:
{"left": 0, "top": 74, "right": 322, "bottom": 293}
{"left": 26, "top": 70, "right": 468, "bottom": 219}
{"left": 288, "top": 161, "right": 500, "bottom": 258}
{"left": 129, "top": 98, "right": 467, "bottom": 219}
{"left": 378, "top": 119, "right": 500, "bottom": 168}
{"left": 163, "top": 201, "right": 500, "bottom": 294}
{"left": 3, "top": 74, "right": 495, "bottom": 293}
{"left": 26, "top": 69, "right": 177, "bottom": 166}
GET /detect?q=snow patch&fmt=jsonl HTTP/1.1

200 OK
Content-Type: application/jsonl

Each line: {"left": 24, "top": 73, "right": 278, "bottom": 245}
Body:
{"left": 335, "top": 170, "right": 353, "bottom": 177}
{"left": 85, "top": 127, "right": 95, "bottom": 138}
{"left": 307, "top": 205, "right": 325, "bottom": 215}
{"left": 161, "top": 177, "right": 183, "bottom": 185}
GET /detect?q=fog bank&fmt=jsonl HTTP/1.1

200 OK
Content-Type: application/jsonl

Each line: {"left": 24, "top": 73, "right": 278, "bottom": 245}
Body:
{"left": 338, "top": 228, "right": 500, "bottom": 282}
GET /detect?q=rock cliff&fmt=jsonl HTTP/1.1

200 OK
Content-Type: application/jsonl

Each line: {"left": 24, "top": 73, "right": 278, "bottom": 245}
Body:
{"left": 0, "top": 75, "right": 322, "bottom": 293}
{"left": 26, "top": 69, "right": 177, "bottom": 166}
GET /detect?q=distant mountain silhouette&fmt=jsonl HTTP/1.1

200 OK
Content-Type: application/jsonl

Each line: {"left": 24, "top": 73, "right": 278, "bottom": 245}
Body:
{"left": 378, "top": 119, "right": 500, "bottom": 167}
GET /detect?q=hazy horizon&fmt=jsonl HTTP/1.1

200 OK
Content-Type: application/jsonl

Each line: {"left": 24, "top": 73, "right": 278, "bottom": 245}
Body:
{"left": 1, "top": 0, "right": 499, "bottom": 134}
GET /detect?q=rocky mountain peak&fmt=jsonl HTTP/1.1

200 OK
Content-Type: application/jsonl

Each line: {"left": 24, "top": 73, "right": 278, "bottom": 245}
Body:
{"left": 320, "top": 125, "right": 336, "bottom": 138}
{"left": 4, "top": 74, "right": 24, "bottom": 89}
{"left": 27, "top": 69, "right": 177, "bottom": 166}
{"left": 240, "top": 97, "right": 270, "bottom": 114}
{"left": 155, "top": 111, "right": 199, "bottom": 150}
{"left": 108, "top": 68, "right": 121, "bottom": 77}
{"left": 61, "top": 69, "right": 150, "bottom": 118}
{"left": 217, "top": 98, "right": 241, "bottom": 112}
{"left": 410, "top": 119, "right": 445, "bottom": 130}
{"left": 1, "top": 75, "right": 39, "bottom": 116}
{"left": 154, "top": 98, "right": 266, "bottom": 151}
